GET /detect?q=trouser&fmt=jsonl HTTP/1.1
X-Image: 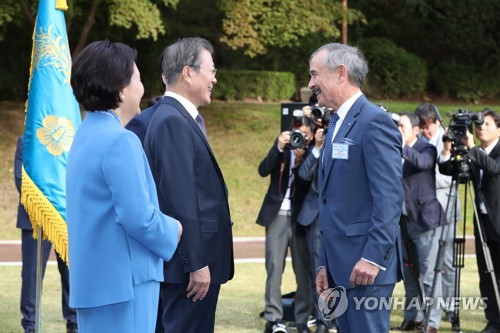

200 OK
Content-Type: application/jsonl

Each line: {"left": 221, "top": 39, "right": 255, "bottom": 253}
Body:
{"left": 264, "top": 212, "right": 312, "bottom": 324}
{"left": 475, "top": 213, "right": 500, "bottom": 328}
{"left": 401, "top": 221, "right": 443, "bottom": 329}
{"left": 20, "top": 229, "right": 77, "bottom": 330}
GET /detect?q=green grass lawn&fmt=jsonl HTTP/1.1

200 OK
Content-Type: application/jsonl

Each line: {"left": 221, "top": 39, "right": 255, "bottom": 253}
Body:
{"left": 0, "top": 258, "right": 488, "bottom": 332}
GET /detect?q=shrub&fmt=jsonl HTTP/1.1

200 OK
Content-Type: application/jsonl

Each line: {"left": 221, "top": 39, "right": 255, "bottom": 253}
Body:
{"left": 211, "top": 70, "right": 296, "bottom": 101}
{"left": 433, "top": 63, "right": 500, "bottom": 102}
{"left": 358, "top": 38, "right": 428, "bottom": 99}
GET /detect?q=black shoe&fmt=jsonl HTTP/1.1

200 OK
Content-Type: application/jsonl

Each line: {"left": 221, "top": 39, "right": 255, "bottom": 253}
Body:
{"left": 479, "top": 323, "right": 500, "bottom": 333}
{"left": 265, "top": 320, "right": 288, "bottom": 333}
{"left": 315, "top": 323, "right": 328, "bottom": 333}
{"left": 67, "top": 322, "right": 78, "bottom": 333}
{"left": 391, "top": 319, "right": 423, "bottom": 331}
{"left": 296, "top": 323, "right": 312, "bottom": 333}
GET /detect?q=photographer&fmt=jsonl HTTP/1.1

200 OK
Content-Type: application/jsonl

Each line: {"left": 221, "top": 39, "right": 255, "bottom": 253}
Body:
{"left": 416, "top": 103, "right": 462, "bottom": 323}
{"left": 439, "top": 109, "right": 500, "bottom": 333}
{"left": 396, "top": 112, "right": 447, "bottom": 333}
{"left": 256, "top": 117, "right": 314, "bottom": 333}
{"left": 296, "top": 109, "right": 336, "bottom": 333}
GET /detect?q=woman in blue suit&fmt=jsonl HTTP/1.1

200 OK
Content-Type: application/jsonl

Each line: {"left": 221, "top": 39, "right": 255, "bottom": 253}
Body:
{"left": 66, "top": 41, "right": 182, "bottom": 333}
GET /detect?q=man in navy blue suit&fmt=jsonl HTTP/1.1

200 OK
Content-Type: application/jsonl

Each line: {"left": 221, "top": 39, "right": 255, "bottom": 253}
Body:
{"left": 309, "top": 43, "right": 403, "bottom": 333}
{"left": 396, "top": 112, "right": 446, "bottom": 333}
{"left": 14, "top": 134, "right": 78, "bottom": 333}
{"left": 143, "top": 37, "right": 234, "bottom": 333}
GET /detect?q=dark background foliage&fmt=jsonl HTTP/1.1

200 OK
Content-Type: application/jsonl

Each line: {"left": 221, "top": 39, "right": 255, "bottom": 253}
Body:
{"left": 0, "top": 0, "right": 498, "bottom": 102}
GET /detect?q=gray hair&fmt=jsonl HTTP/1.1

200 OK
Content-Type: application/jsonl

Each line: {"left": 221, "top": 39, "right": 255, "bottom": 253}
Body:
{"left": 310, "top": 43, "right": 368, "bottom": 87}
{"left": 161, "top": 37, "right": 214, "bottom": 86}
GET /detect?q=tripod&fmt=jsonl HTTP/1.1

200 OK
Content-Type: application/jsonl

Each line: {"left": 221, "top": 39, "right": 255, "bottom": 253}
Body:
{"left": 424, "top": 163, "right": 500, "bottom": 332}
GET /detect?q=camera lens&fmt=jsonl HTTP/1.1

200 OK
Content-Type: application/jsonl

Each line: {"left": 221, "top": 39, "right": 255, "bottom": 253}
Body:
{"left": 290, "top": 131, "right": 305, "bottom": 149}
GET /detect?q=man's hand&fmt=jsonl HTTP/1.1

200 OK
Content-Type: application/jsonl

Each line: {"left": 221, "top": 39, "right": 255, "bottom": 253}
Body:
{"left": 186, "top": 266, "right": 210, "bottom": 302}
{"left": 314, "top": 128, "right": 325, "bottom": 149}
{"left": 294, "top": 148, "right": 305, "bottom": 166}
{"left": 349, "top": 260, "right": 379, "bottom": 287}
{"left": 277, "top": 131, "right": 291, "bottom": 150}
{"left": 441, "top": 127, "right": 453, "bottom": 158}
{"left": 465, "top": 130, "right": 475, "bottom": 149}
{"left": 315, "top": 267, "right": 329, "bottom": 295}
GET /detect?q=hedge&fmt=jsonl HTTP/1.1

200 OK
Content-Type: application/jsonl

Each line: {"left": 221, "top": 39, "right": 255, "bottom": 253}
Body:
{"left": 433, "top": 63, "right": 500, "bottom": 102}
{"left": 211, "top": 70, "right": 296, "bottom": 101}
{"left": 358, "top": 38, "right": 428, "bottom": 99}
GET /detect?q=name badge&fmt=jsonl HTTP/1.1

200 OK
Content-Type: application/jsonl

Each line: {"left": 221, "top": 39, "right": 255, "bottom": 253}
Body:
{"left": 331, "top": 143, "right": 349, "bottom": 160}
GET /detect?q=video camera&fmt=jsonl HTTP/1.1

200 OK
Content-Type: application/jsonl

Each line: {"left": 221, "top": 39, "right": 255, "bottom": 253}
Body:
{"left": 443, "top": 109, "right": 484, "bottom": 143}
{"left": 443, "top": 109, "right": 484, "bottom": 182}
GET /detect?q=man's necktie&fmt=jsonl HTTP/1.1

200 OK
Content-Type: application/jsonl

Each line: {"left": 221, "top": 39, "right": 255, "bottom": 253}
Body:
{"left": 322, "top": 112, "right": 340, "bottom": 174}
{"left": 195, "top": 113, "right": 207, "bottom": 138}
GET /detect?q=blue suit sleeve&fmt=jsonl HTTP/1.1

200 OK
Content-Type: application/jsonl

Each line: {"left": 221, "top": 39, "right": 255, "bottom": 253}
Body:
{"left": 298, "top": 147, "right": 319, "bottom": 181}
{"left": 403, "top": 143, "right": 436, "bottom": 171}
{"left": 103, "top": 131, "right": 179, "bottom": 262}
{"left": 361, "top": 113, "right": 403, "bottom": 266}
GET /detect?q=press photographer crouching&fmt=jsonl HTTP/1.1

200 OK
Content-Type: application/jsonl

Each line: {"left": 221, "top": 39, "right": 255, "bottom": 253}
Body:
{"left": 439, "top": 109, "right": 500, "bottom": 333}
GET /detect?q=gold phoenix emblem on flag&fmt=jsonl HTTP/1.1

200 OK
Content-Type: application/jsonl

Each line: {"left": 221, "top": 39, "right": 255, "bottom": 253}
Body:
{"left": 33, "top": 24, "right": 72, "bottom": 84}
{"left": 37, "top": 115, "right": 75, "bottom": 156}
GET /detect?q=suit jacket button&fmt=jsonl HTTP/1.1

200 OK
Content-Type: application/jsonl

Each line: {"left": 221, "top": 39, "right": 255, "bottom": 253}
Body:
{"left": 322, "top": 199, "right": 327, "bottom": 204}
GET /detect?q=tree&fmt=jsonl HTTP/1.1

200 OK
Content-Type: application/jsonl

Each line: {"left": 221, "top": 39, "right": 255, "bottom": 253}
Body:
{"left": 1, "top": 0, "right": 179, "bottom": 54}
{"left": 218, "top": 0, "right": 365, "bottom": 57}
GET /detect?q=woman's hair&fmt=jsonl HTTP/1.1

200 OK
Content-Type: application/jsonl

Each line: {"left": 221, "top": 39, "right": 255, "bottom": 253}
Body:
{"left": 71, "top": 40, "right": 137, "bottom": 111}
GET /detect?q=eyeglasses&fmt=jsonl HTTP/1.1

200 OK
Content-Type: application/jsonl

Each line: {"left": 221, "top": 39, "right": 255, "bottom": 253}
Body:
{"left": 190, "top": 66, "right": 217, "bottom": 76}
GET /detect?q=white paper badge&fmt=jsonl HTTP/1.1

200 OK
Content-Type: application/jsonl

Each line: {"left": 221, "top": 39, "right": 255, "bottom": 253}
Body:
{"left": 331, "top": 143, "right": 349, "bottom": 160}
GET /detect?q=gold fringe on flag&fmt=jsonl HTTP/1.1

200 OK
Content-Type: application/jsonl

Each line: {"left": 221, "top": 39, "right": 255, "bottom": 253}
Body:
{"left": 56, "top": 0, "right": 68, "bottom": 11}
{"left": 21, "top": 166, "right": 69, "bottom": 265}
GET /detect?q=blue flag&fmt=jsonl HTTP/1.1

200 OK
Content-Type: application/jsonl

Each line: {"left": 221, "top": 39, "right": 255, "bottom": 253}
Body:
{"left": 21, "top": 0, "right": 81, "bottom": 264}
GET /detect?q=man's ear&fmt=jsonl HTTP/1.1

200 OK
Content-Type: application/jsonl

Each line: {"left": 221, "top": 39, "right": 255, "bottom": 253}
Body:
{"left": 337, "top": 64, "right": 347, "bottom": 82}
{"left": 181, "top": 65, "right": 192, "bottom": 81}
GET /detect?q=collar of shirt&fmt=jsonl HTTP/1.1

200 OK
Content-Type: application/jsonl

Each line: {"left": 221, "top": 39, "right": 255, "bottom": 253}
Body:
{"left": 336, "top": 91, "right": 362, "bottom": 122}
{"left": 330, "top": 91, "right": 362, "bottom": 140}
{"left": 482, "top": 138, "right": 499, "bottom": 155}
{"left": 408, "top": 138, "right": 418, "bottom": 147}
{"left": 164, "top": 91, "right": 199, "bottom": 120}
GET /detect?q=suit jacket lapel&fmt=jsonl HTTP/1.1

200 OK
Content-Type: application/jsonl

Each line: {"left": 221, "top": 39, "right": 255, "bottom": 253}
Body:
{"left": 161, "top": 97, "right": 229, "bottom": 198}
{"left": 320, "top": 96, "right": 363, "bottom": 193}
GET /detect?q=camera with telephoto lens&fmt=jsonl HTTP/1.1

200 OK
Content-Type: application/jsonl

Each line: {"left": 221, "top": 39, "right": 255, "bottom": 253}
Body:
{"left": 288, "top": 109, "right": 307, "bottom": 149}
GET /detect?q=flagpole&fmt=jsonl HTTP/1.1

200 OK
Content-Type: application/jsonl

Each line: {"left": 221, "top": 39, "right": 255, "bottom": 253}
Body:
{"left": 35, "top": 227, "right": 43, "bottom": 333}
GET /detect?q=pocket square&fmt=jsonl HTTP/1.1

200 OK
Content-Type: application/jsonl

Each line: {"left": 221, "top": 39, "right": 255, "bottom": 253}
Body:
{"left": 341, "top": 137, "right": 357, "bottom": 145}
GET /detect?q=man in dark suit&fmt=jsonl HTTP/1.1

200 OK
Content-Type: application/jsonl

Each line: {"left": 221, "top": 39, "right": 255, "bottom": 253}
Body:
{"left": 126, "top": 98, "right": 164, "bottom": 333}
{"left": 439, "top": 109, "right": 500, "bottom": 333}
{"left": 309, "top": 43, "right": 403, "bottom": 333}
{"left": 256, "top": 117, "right": 313, "bottom": 333}
{"left": 143, "top": 37, "right": 234, "bottom": 333}
{"left": 14, "top": 134, "right": 78, "bottom": 333}
{"left": 396, "top": 112, "right": 447, "bottom": 333}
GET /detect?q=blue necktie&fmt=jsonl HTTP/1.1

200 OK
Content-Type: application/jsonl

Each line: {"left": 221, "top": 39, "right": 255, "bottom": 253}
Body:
{"left": 195, "top": 113, "right": 207, "bottom": 138}
{"left": 322, "top": 112, "right": 340, "bottom": 174}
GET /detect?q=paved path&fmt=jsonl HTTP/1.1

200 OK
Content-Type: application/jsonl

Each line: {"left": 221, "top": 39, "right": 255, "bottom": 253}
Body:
{"left": 0, "top": 235, "right": 476, "bottom": 265}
